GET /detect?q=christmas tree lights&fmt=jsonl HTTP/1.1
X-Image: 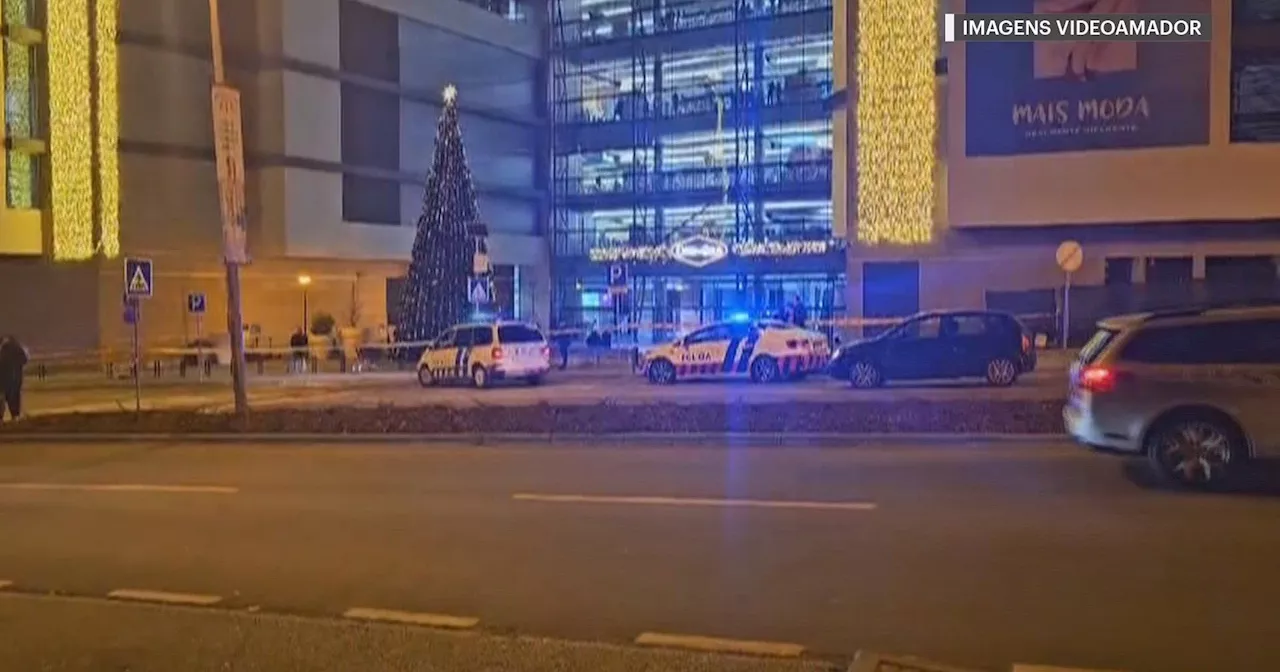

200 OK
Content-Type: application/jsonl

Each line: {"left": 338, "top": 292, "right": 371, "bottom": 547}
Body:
{"left": 856, "top": 0, "right": 937, "bottom": 245}
{"left": 396, "top": 85, "right": 485, "bottom": 343}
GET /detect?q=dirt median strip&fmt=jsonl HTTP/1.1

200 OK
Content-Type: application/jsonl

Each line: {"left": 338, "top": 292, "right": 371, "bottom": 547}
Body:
{"left": 0, "top": 400, "right": 1065, "bottom": 436}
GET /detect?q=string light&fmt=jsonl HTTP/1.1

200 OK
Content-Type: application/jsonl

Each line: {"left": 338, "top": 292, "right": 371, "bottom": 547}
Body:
{"left": 95, "top": 0, "right": 121, "bottom": 258}
{"left": 856, "top": 0, "right": 936, "bottom": 245}
{"left": 48, "top": 0, "right": 96, "bottom": 260}
{"left": 4, "top": 39, "right": 35, "bottom": 208}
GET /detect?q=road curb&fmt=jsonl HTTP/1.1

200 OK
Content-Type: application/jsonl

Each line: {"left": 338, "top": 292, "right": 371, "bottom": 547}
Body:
{"left": 0, "top": 432, "right": 1070, "bottom": 445}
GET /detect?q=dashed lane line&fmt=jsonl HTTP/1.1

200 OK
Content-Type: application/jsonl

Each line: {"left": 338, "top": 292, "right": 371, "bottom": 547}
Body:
{"left": 634, "top": 632, "right": 805, "bottom": 658}
{"left": 0, "top": 483, "right": 238, "bottom": 495}
{"left": 1013, "top": 660, "right": 1126, "bottom": 665}
{"left": 342, "top": 607, "right": 480, "bottom": 630}
{"left": 107, "top": 589, "right": 224, "bottom": 606}
{"left": 512, "top": 493, "right": 877, "bottom": 512}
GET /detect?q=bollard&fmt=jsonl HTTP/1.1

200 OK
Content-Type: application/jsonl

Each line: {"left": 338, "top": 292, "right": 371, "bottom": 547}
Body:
{"left": 37, "top": 363, "right": 47, "bottom": 380}
{"left": 256, "top": 358, "right": 264, "bottom": 375}
{"left": 340, "top": 352, "right": 347, "bottom": 374}
{"left": 153, "top": 360, "right": 162, "bottom": 378}
{"left": 203, "top": 359, "right": 213, "bottom": 377}
{"left": 106, "top": 362, "right": 115, "bottom": 378}
{"left": 179, "top": 359, "right": 188, "bottom": 378}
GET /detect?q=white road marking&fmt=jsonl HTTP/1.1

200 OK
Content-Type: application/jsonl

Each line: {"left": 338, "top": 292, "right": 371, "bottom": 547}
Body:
{"left": 0, "top": 483, "right": 237, "bottom": 495}
{"left": 1013, "top": 660, "right": 1126, "bottom": 665}
{"left": 343, "top": 607, "right": 479, "bottom": 629}
{"left": 512, "top": 493, "right": 876, "bottom": 511}
{"left": 107, "top": 589, "right": 223, "bottom": 606}
{"left": 634, "top": 632, "right": 805, "bottom": 658}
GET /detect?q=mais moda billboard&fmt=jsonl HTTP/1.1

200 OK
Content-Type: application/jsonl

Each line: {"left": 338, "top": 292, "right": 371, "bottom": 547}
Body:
{"left": 949, "top": 0, "right": 1280, "bottom": 228}
{"left": 964, "top": 0, "right": 1211, "bottom": 156}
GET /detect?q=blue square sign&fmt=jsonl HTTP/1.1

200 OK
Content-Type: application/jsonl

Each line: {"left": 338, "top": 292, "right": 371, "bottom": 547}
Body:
{"left": 125, "top": 258, "right": 153, "bottom": 299}
{"left": 187, "top": 292, "right": 207, "bottom": 315}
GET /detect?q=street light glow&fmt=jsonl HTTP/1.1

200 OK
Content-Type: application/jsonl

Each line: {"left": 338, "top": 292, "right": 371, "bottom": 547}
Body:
{"left": 297, "top": 274, "right": 312, "bottom": 286}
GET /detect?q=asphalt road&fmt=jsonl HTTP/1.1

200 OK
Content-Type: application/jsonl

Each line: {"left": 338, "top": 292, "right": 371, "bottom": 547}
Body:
{"left": 3, "top": 439, "right": 1279, "bottom": 671}
{"left": 23, "top": 359, "right": 1069, "bottom": 416}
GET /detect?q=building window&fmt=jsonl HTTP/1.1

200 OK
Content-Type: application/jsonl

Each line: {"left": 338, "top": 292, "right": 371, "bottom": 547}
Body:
{"left": 1231, "top": 0, "right": 1280, "bottom": 141}
{"left": 1104, "top": 257, "right": 1134, "bottom": 286}
{"left": 342, "top": 174, "right": 401, "bottom": 225}
{"left": 3, "top": 0, "right": 43, "bottom": 210}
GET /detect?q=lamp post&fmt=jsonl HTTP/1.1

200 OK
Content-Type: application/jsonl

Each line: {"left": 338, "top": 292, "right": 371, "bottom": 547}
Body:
{"left": 207, "top": 0, "right": 249, "bottom": 418}
{"left": 298, "top": 274, "right": 312, "bottom": 332}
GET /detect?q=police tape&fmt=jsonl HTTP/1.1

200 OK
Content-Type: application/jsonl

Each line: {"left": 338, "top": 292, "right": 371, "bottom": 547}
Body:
{"left": 31, "top": 313, "right": 1057, "bottom": 363}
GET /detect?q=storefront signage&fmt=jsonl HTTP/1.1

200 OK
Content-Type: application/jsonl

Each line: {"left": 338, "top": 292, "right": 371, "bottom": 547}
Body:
{"left": 588, "top": 237, "right": 842, "bottom": 265}
{"left": 670, "top": 235, "right": 728, "bottom": 267}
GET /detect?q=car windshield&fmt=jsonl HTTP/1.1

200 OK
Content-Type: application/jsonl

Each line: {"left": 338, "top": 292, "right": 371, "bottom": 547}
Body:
{"left": 497, "top": 325, "right": 544, "bottom": 343}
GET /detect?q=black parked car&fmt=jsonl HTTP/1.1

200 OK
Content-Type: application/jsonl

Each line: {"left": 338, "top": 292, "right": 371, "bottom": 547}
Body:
{"left": 828, "top": 310, "right": 1036, "bottom": 388}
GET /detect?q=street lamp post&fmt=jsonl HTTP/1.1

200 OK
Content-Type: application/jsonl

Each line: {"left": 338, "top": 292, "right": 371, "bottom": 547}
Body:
{"left": 298, "top": 274, "right": 312, "bottom": 331}
{"left": 207, "top": 0, "right": 249, "bottom": 418}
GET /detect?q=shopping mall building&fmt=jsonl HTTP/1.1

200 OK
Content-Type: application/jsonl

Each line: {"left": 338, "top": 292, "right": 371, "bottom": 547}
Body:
{"left": 0, "top": 0, "right": 546, "bottom": 352}
{"left": 552, "top": 0, "right": 1280, "bottom": 340}
{"left": 2, "top": 0, "right": 1279, "bottom": 351}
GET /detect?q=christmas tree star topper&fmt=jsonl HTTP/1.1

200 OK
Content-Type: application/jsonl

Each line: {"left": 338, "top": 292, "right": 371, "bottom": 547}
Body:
{"left": 443, "top": 84, "right": 457, "bottom": 104}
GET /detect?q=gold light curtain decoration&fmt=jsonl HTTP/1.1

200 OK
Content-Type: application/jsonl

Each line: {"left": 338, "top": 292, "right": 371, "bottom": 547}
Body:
{"left": 95, "top": 0, "right": 120, "bottom": 258}
{"left": 47, "top": 0, "right": 119, "bottom": 260}
{"left": 856, "top": 0, "right": 937, "bottom": 245}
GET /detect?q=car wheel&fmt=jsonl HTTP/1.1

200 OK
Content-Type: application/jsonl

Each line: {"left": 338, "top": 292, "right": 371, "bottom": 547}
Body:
{"left": 472, "top": 365, "right": 489, "bottom": 389}
{"left": 848, "top": 361, "right": 883, "bottom": 389}
{"left": 526, "top": 374, "right": 543, "bottom": 386}
{"left": 985, "top": 357, "right": 1019, "bottom": 387}
{"left": 1145, "top": 414, "right": 1243, "bottom": 488}
{"left": 416, "top": 366, "right": 434, "bottom": 388}
{"left": 647, "top": 359, "right": 677, "bottom": 385}
{"left": 749, "top": 356, "right": 780, "bottom": 384}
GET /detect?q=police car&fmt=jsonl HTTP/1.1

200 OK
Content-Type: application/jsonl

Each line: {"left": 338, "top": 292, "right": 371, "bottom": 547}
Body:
{"left": 417, "top": 321, "right": 551, "bottom": 388}
{"left": 640, "top": 317, "right": 830, "bottom": 384}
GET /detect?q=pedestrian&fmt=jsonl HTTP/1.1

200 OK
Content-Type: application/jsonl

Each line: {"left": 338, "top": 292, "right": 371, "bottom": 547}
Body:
{"left": 0, "top": 334, "right": 29, "bottom": 421}
{"left": 289, "top": 327, "right": 309, "bottom": 373}
{"left": 554, "top": 329, "right": 572, "bottom": 370}
{"left": 790, "top": 294, "right": 808, "bottom": 328}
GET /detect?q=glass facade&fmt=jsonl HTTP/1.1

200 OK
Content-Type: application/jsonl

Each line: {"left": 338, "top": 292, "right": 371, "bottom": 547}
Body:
{"left": 3, "top": 0, "right": 42, "bottom": 210}
{"left": 550, "top": 0, "right": 840, "bottom": 333}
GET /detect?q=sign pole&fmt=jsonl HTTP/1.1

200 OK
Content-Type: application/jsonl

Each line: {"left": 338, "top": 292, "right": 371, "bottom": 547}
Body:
{"left": 132, "top": 299, "right": 142, "bottom": 413}
{"left": 1054, "top": 240, "right": 1083, "bottom": 351}
{"left": 209, "top": 0, "right": 249, "bottom": 419}
{"left": 195, "top": 314, "right": 205, "bottom": 380}
{"left": 1062, "top": 271, "right": 1072, "bottom": 350}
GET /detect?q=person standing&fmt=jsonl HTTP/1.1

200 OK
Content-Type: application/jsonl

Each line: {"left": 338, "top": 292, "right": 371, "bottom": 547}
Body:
{"left": 0, "top": 334, "right": 29, "bottom": 421}
{"left": 289, "top": 327, "right": 309, "bottom": 374}
{"left": 789, "top": 294, "right": 808, "bottom": 328}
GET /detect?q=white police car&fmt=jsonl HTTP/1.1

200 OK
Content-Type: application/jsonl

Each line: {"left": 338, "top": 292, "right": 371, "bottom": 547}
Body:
{"left": 640, "top": 317, "right": 830, "bottom": 384}
{"left": 417, "top": 321, "right": 551, "bottom": 388}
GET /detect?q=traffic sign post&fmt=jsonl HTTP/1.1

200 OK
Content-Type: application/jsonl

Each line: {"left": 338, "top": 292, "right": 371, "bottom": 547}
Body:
{"left": 1055, "top": 241, "right": 1084, "bottom": 350}
{"left": 469, "top": 277, "right": 492, "bottom": 305}
{"left": 608, "top": 264, "right": 628, "bottom": 294}
{"left": 123, "top": 258, "right": 153, "bottom": 413}
{"left": 188, "top": 292, "right": 207, "bottom": 380}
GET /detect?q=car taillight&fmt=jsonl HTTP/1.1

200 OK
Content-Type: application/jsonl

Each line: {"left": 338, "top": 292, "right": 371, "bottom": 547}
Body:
{"left": 1021, "top": 334, "right": 1031, "bottom": 352}
{"left": 540, "top": 345, "right": 550, "bottom": 359}
{"left": 1079, "top": 366, "right": 1116, "bottom": 393}
{"left": 491, "top": 347, "right": 504, "bottom": 361}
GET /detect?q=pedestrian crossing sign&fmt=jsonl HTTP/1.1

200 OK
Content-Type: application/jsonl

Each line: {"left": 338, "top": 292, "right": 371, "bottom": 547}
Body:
{"left": 469, "top": 278, "right": 491, "bottom": 305}
{"left": 125, "top": 258, "right": 153, "bottom": 299}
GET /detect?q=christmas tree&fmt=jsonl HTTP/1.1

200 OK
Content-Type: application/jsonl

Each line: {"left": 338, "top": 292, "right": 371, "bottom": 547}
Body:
{"left": 397, "top": 84, "right": 484, "bottom": 343}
